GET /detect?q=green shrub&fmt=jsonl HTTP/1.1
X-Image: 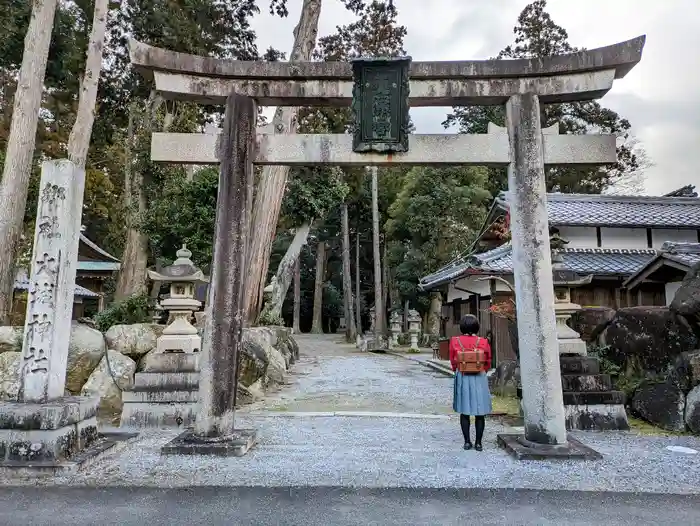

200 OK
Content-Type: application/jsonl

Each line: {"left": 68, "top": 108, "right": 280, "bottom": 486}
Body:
{"left": 94, "top": 295, "right": 152, "bottom": 333}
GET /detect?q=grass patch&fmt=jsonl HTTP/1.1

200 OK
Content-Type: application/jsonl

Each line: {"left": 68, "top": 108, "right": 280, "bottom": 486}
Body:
{"left": 491, "top": 395, "right": 520, "bottom": 417}
{"left": 627, "top": 417, "right": 688, "bottom": 436}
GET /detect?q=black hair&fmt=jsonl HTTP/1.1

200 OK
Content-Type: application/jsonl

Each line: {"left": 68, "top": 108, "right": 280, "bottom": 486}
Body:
{"left": 459, "top": 314, "right": 480, "bottom": 335}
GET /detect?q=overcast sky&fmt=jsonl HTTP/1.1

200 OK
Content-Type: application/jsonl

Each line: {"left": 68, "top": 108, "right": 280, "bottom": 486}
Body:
{"left": 250, "top": 0, "right": 700, "bottom": 196}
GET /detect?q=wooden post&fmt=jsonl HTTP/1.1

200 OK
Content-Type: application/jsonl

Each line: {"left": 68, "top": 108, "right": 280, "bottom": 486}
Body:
{"left": 194, "top": 93, "right": 256, "bottom": 439}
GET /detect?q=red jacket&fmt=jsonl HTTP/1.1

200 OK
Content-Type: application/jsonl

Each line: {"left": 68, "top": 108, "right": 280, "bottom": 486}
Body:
{"left": 449, "top": 335, "right": 492, "bottom": 372}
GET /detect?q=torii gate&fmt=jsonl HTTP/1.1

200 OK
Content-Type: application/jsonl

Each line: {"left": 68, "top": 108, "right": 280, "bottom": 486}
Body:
{"left": 129, "top": 36, "right": 645, "bottom": 459}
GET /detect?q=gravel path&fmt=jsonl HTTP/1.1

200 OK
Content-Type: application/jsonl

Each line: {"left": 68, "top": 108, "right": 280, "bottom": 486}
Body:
{"left": 239, "top": 334, "right": 453, "bottom": 415}
{"left": 4, "top": 334, "right": 700, "bottom": 493}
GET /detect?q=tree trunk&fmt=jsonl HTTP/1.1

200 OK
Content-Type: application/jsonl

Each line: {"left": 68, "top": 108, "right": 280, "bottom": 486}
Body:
{"left": 258, "top": 222, "right": 311, "bottom": 325}
{"left": 310, "top": 240, "right": 325, "bottom": 334}
{"left": 341, "top": 204, "right": 356, "bottom": 342}
{"left": 293, "top": 257, "right": 301, "bottom": 333}
{"left": 243, "top": 0, "right": 322, "bottom": 325}
{"left": 0, "top": 0, "right": 59, "bottom": 324}
{"left": 114, "top": 100, "right": 151, "bottom": 301}
{"left": 67, "top": 0, "right": 109, "bottom": 168}
{"left": 381, "top": 240, "right": 389, "bottom": 320}
{"left": 371, "top": 167, "right": 384, "bottom": 341}
{"left": 355, "top": 232, "right": 362, "bottom": 340}
{"left": 427, "top": 291, "right": 442, "bottom": 341}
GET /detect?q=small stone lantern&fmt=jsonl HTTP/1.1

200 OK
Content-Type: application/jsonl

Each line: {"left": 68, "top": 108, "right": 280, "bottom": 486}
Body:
{"left": 550, "top": 231, "right": 591, "bottom": 356}
{"left": 389, "top": 311, "right": 402, "bottom": 346}
{"left": 148, "top": 245, "right": 208, "bottom": 354}
{"left": 407, "top": 309, "right": 421, "bottom": 351}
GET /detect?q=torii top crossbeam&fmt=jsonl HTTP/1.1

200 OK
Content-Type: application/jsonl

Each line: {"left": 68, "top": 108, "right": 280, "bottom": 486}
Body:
{"left": 129, "top": 37, "right": 645, "bottom": 107}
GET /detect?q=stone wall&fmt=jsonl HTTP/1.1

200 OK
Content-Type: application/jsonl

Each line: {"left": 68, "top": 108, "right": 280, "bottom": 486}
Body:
{"left": 0, "top": 321, "right": 299, "bottom": 423}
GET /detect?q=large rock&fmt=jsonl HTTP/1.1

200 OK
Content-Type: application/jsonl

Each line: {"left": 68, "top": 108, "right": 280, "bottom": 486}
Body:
{"left": 670, "top": 262, "right": 700, "bottom": 317}
{"left": 667, "top": 350, "right": 700, "bottom": 392}
{"left": 686, "top": 385, "right": 700, "bottom": 434}
{"left": 568, "top": 307, "right": 616, "bottom": 343}
{"left": 0, "top": 326, "right": 22, "bottom": 354}
{"left": 66, "top": 322, "right": 107, "bottom": 393}
{"left": 239, "top": 334, "right": 269, "bottom": 387}
{"left": 631, "top": 380, "right": 686, "bottom": 432}
{"left": 104, "top": 323, "right": 163, "bottom": 359}
{"left": 242, "top": 327, "right": 287, "bottom": 385}
{"left": 80, "top": 350, "right": 136, "bottom": 424}
{"left": 601, "top": 307, "right": 699, "bottom": 373}
{"left": 0, "top": 352, "right": 20, "bottom": 400}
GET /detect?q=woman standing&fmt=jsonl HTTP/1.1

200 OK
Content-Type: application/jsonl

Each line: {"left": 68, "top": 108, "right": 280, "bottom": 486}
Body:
{"left": 449, "top": 314, "right": 492, "bottom": 451}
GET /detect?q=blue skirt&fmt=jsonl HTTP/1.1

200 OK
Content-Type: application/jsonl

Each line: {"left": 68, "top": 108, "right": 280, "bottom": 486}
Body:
{"left": 453, "top": 372, "right": 492, "bottom": 416}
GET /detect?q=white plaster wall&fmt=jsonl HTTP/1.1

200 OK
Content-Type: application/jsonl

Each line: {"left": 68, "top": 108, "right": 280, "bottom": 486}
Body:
{"left": 600, "top": 227, "right": 649, "bottom": 249}
{"left": 651, "top": 228, "right": 698, "bottom": 249}
{"left": 665, "top": 281, "right": 683, "bottom": 306}
{"left": 556, "top": 226, "right": 598, "bottom": 249}
{"left": 447, "top": 276, "right": 512, "bottom": 302}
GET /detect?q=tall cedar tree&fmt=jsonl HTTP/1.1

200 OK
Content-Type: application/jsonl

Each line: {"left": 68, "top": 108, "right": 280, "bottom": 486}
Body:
{"left": 443, "top": 0, "right": 645, "bottom": 195}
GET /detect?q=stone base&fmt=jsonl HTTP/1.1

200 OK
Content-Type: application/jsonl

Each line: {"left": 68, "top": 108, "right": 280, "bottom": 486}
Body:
{"left": 156, "top": 335, "right": 201, "bottom": 354}
{"left": 560, "top": 355, "right": 600, "bottom": 374}
{"left": 120, "top": 388, "right": 198, "bottom": 428}
{"left": 565, "top": 403, "right": 629, "bottom": 431}
{"left": 161, "top": 428, "right": 257, "bottom": 457}
{"left": 497, "top": 433, "right": 602, "bottom": 461}
{"left": 120, "top": 353, "right": 200, "bottom": 428}
{"left": 0, "top": 397, "right": 136, "bottom": 472}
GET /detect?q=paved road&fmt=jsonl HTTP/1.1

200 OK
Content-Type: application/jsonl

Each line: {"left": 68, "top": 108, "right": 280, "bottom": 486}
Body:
{"left": 1, "top": 486, "right": 698, "bottom": 525}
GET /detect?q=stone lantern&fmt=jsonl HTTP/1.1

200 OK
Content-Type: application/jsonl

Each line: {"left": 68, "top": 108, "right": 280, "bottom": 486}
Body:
{"left": 389, "top": 311, "right": 402, "bottom": 346}
{"left": 407, "top": 309, "right": 421, "bottom": 351}
{"left": 550, "top": 231, "right": 590, "bottom": 356}
{"left": 147, "top": 245, "right": 208, "bottom": 354}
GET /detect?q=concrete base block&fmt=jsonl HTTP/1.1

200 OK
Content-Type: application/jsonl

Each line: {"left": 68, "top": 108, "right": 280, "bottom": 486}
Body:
{"left": 0, "top": 431, "right": 137, "bottom": 475}
{"left": 565, "top": 403, "right": 629, "bottom": 431}
{"left": 558, "top": 338, "right": 587, "bottom": 356}
{"left": 0, "top": 397, "right": 129, "bottom": 470}
{"left": 161, "top": 428, "right": 257, "bottom": 457}
{"left": 120, "top": 390, "right": 198, "bottom": 428}
{"left": 497, "top": 433, "right": 602, "bottom": 461}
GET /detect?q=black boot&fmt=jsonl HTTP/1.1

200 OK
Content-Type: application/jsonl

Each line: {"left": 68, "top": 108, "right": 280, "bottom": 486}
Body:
{"left": 474, "top": 415, "right": 485, "bottom": 451}
{"left": 460, "top": 414, "right": 472, "bottom": 449}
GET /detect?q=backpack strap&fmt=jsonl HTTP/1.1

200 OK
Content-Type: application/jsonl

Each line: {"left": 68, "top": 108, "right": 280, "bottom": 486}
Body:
{"left": 474, "top": 336, "right": 481, "bottom": 350}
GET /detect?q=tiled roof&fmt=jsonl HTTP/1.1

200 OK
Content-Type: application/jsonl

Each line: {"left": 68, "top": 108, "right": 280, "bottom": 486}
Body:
{"left": 419, "top": 244, "right": 656, "bottom": 289}
{"left": 497, "top": 192, "right": 700, "bottom": 228}
{"left": 658, "top": 242, "right": 700, "bottom": 268}
{"left": 77, "top": 261, "right": 121, "bottom": 272}
{"left": 623, "top": 243, "right": 700, "bottom": 289}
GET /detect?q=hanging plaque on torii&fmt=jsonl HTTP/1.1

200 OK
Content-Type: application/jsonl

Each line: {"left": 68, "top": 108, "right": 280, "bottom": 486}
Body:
{"left": 351, "top": 56, "right": 411, "bottom": 154}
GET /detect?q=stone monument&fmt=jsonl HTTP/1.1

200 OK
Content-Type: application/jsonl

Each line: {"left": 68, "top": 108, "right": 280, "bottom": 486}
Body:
{"left": 389, "top": 311, "right": 402, "bottom": 346}
{"left": 120, "top": 245, "right": 208, "bottom": 429}
{"left": 0, "top": 161, "right": 126, "bottom": 470}
{"left": 407, "top": 309, "right": 421, "bottom": 351}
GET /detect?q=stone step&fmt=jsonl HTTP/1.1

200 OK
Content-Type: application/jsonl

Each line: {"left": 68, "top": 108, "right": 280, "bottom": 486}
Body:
{"left": 133, "top": 372, "right": 199, "bottom": 390}
{"left": 561, "top": 373, "right": 612, "bottom": 392}
{"left": 559, "top": 356, "right": 600, "bottom": 375}
{"left": 140, "top": 352, "right": 200, "bottom": 373}
{"left": 122, "top": 389, "right": 198, "bottom": 403}
{"left": 564, "top": 403, "right": 629, "bottom": 431}
{"left": 516, "top": 388, "right": 626, "bottom": 406}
